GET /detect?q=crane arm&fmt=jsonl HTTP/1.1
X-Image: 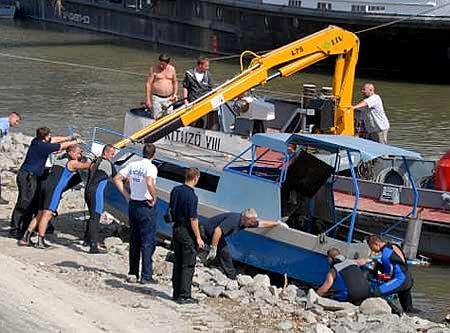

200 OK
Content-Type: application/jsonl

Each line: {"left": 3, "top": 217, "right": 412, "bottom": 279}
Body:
{"left": 113, "top": 25, "right": 359, "bottom": 149}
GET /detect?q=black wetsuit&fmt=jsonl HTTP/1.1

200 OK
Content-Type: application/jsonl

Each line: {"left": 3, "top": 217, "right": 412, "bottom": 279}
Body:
{"left": 374, "top": 243, "right": 413, "bottom": 312}
{"left": 39, "top": 157, "right": 81, "bottom": 213}
{"left": 84, "top": 158, "right": 116, "bottom": 245}
{"left": 330, "top": 255, "right": 370, "bottom": 305}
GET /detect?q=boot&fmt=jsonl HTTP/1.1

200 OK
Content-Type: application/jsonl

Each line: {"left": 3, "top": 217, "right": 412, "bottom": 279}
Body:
{"left": 19, "top": 230, "right": 32, "bottom": 246}
{"left": 89, "top": 242, "right": 106, "bottom": 254}
{"left": 34, "top": 235, "right": 50, "bottom": 249}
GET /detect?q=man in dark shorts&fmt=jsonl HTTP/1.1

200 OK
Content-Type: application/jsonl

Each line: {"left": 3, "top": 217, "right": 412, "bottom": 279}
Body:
{"left": 19, "top": 144, "right": 91, "bottom": 248}
{"left": 83, "top": 144, "right": 117, "bottom": 253}
{"left": 10, "top": 127, "right": 78, "bottom": 239}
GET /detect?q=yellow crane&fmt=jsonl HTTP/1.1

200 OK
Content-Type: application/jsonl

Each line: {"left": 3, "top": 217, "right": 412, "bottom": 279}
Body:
{"left": 114, "top": 25, "right": 359, "bottom": 149}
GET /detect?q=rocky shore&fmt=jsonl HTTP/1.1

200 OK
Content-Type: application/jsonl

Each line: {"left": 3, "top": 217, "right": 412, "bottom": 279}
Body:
{"left": 1, "top": 132, "right": 449, "bottom": 333}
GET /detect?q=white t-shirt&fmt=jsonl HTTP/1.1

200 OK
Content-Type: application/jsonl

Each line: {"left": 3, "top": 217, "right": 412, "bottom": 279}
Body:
{"left": 119, "top": 158, "right": 158, "bottom": 201}
{"left": 364, "top": 94, "right": 390, "bottom": 132}
{"left": 194, "top": 70, "right": 205, "bottom": 83}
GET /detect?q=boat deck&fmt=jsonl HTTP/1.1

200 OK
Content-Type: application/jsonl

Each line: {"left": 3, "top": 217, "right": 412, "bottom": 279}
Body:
{"left": 156, "top": 142, "right": 231, "bottom": 171}
{"left": 334, "top": 191, "right": 450, "bottom": 224}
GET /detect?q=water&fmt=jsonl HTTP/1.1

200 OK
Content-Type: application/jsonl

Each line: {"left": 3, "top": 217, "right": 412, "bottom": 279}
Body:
{"left": 1, "top": 19, "right": 450, "bottom": 321}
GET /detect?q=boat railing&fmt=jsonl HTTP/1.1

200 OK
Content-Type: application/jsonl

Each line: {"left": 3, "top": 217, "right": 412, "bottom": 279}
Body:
{"left": 224, "top": 145, "right": 289, "bottom": 185}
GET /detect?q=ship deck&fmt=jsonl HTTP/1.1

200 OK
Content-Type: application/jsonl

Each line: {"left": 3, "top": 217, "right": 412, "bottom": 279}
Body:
{"left": 334, "top": 191, "right": 450, "bottom": 225}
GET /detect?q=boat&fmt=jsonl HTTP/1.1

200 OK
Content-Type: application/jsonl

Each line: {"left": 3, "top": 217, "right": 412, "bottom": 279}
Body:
{"left": 0, "top": 4, "right": 16, "bottom": 18}
{"left": 90, "top": 128, "right": 423, "bottom": 287}
{"left": 11, "top": 0, "right": 450, "bottom": 81}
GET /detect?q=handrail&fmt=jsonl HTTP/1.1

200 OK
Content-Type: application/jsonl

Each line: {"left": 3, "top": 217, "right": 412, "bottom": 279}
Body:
{"left": 346, "top": 149, "right": 360, "bottom": 244}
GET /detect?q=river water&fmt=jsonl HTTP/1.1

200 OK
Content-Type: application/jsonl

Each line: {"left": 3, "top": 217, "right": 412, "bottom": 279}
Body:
{"left": 1, "top": 19, "right": 450, "bottom": 321}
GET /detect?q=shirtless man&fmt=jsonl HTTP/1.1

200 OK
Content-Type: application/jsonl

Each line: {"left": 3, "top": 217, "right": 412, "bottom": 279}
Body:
{"left": 145, "top": 54, "right": 178, "bottom": 119}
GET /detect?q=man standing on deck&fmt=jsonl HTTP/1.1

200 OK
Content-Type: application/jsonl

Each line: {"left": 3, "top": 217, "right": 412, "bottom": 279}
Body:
{"left": 200, "top": 209, "right": 288, "bottom": 279}
{"left": 114, "top": 143, "right": 159, "bottom": 284}
{"left": 169, "top": 167, "right": 203, "bottom": 304}
{"left": 145, "top": 54, "right": 178, "bottom": 119}
{"left": 10, "top": 127, "right": 78, "bottom": 239}
{"left": 352, "top": 83, "right": 390, "bottom": 144}
{"left": 182, "top": 56, "right": 216, "bottom": 129}
{"left": 0, "top": 112, "right": 22, "bottom": 204}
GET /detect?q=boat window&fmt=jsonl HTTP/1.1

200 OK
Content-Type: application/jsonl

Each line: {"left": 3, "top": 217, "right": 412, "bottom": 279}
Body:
{"left": 289, "top": 0, "right": 302, "bottom": 7}
{"left": 216, "top": 6, "right": 223, "bottom": 19}
{"left": 351, "top": 5, "right": 367, "bottom": 13}
{"left": 193, "top": 2, "right": 200, "bottom": 16}
{"left": 317, "top": 2, "right": 332, "bottom": 10}
{"left": 155, "top": 160, "right": 220, "bottom": 192}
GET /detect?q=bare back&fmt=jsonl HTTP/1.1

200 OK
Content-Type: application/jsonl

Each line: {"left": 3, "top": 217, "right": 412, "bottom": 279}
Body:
{"left": 148, "top": 64, "right": 176, "bottom": 97}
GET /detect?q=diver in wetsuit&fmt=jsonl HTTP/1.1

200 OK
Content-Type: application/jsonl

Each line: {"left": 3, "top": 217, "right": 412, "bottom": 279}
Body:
{"left": 367, "top": 235, "right": 415, "bottom": 313}
{"left": 19, "top": 144, "right": 91, "bottom": 249}
{"left": 83, "top": 144, "right": 116, "bottom": 254}
{"left": 317, "top": 248, "right": 370, "bottom": 305}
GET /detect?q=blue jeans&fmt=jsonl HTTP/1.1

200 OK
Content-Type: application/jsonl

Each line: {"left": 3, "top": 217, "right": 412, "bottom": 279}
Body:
{"left": 128, "top": 200, "right": 156, "bottom": 280}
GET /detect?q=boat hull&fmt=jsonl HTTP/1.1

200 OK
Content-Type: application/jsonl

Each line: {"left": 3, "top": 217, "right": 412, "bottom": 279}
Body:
{"left": 12, "top": 0, "right": 450, "bottom": 81}
{"left": 103, "top": 180, "right": 363, "bottom": 288}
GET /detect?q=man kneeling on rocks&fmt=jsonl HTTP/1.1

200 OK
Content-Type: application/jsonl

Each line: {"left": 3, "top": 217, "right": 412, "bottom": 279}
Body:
{"left": 317, "top": 248, "right": 370, "bottom": 305}
{"left": 19, "top": 144, "right": 91, "bottom": 248}
{"left": 200, "top": 209, "right": 288, "bottom": 280}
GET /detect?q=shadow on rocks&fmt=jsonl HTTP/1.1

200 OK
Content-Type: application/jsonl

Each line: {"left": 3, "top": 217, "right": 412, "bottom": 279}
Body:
{"left": 103, "top": 278, "right": 173, "bottom": 301}
{"left": 55, "top": 260, "right": 128, "bottom": 280}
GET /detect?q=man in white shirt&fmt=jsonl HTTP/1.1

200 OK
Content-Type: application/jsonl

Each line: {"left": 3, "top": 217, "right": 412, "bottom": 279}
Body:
{"left": 114, "top": 143, "right": 159, "bottom": 284}
{"left": 352, "top": 83, "right": 390, "bottom": 144}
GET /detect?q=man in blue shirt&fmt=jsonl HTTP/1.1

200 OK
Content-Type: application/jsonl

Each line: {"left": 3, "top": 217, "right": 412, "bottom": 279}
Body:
{"left": 169, "top": 167, "right": 203, "bottom": 304}
{"left": 201, "top": 209, "right": 287, "bottom": 279}
{"left": 9, "top": 127, "right": 78, "bottom": 239}
{"left": 0, "top": 112, "right": 22, "bottom": 204}
{"left": 0, "top": 112, "right": 21, "bottom": 139}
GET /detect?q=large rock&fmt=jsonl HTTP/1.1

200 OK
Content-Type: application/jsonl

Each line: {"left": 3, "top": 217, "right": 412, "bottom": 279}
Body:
{"left": 226, "top": 279, "right": 239, "bottom": 291}
{"left": 210, "top": 268, "right": 229, "bottom": 287}
{"left": 306, "top": 289, "right": 319, "bottom": 309}
{"left": 277, "top": 320, "right": 293, "bottom": 331}
{"left": 306, "top": 289, "right": 356, "bottom": 311}
{"left": 253, "top": 274, "right": 271, "bottom": 289}
{"left": 359, "top": 298, "right": 391, "bottom": 315}
{"left": 193, "top": 270, "right": 212, "bottom": 287}
{"left": 317, "top": 297, "right": 356, "bottom": 311}
{"left": 222, "top": 289, "right": 245, "bottom": 300}
{"left": 237, "top": 274, "right": 253, "bottom": 287}
{"left": 199, "top": 284, "right": 225, "bottom": 298}
{"left": 302, "top": 310, "right": 318, "bottom": 324}
{"left": 304, "top": 323, "right": 333, "bottom": 333}
{"left": 280, "top": 284, "right": 303, "bottom": 303}
{"left": 103, "top": 237, "right": 123, "bottom": 250}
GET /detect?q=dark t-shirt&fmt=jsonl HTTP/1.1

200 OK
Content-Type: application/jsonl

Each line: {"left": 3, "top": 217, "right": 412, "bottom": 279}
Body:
{"left": 202, "top": 212, "right": 259, "bottom": 239}
{"left": 182, "top": 68, "right": 213, "bottom": 102}
{"left": 169, "top": 184, "right": 198, "bottom": 228}
{"left": 21, "top": 138, "right": 61, "bottom": 177}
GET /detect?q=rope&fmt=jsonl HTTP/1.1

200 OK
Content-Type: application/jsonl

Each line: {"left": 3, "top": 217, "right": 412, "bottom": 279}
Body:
{"left": 355, "top": 1, "right": 450, "bottom": 34}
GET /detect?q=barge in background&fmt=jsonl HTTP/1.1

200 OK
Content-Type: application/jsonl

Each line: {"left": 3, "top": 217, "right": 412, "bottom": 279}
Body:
{"left": 7, "top": 0, "right": 450, "bottom": 81}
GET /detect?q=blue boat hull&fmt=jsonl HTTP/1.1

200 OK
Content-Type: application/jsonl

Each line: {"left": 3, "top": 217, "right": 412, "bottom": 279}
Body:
{"left": 104, "top": 183, "right": 333, "bottom": 289}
